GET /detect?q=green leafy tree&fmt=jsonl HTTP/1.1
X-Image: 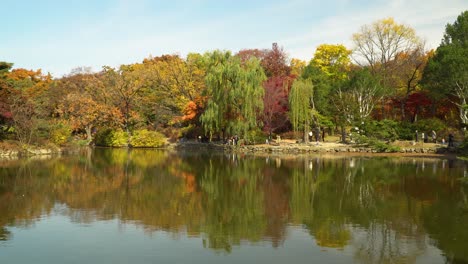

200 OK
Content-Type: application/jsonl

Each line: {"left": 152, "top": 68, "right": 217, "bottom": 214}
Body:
{"left": 302, "top": 64, "right": 334, "bottom": 118}
{"left": 332, "top": 68, "right": 384, "bottom": 126}
{"left": 422, "top": 11, "right": 468, "bottom": 125}
{"left": 289, "top": 79, "right": 315, "bottom": 142}
{"left": 302, "top": 44, "right": 352, "bottom": 124}
{"left": 201, "top": 51, "right": 266, "bottom": 141}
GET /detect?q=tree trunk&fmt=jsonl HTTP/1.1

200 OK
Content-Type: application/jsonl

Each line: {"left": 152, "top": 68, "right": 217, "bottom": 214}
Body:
{"left": 400, "top": 101, "right": 406, "bottom": 121}
{"left": 85, "top": 125, "right": 93, "bottom": 143}
{"left": 124, "top": 101, "right": 131, "bottom": 147}
{"left": 341, "top": 125, "right": 346, "bottom": 143}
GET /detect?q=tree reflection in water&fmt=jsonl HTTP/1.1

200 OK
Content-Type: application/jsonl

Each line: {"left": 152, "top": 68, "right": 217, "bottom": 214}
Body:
{"left": 0, "top": 149, "right": 467, "bottom": 263}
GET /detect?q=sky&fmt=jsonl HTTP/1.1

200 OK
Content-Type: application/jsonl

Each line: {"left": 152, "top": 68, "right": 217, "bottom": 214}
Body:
{"left": 2, "top": 0, "right": 467, "bottom": 78}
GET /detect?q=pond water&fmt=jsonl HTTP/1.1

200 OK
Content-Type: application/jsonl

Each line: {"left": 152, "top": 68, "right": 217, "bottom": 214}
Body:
{"left": 0, "top": 148, "right": 467, "bottom": 264}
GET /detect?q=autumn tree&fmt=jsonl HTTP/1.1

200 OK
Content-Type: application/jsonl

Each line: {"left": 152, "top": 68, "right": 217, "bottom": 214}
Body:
{"left": 290, "top": 58, "right": 306, "bottom": 76}
{"left": 201, "top": 51, "right": 266, "bottom": 141}
{"left": 301, "top": 44, "right": 352, "bottom": 122}
{"left": 262, "top": 43, "right": 290, "bottom": 77}
{"left": 236, "top": 43, "right": 290, "bottom": 77}
{"left": 103, "top": 64, "right": 147, "bottom": 138}
{"left": 310, "top": 44, "right": 352, "bottom": 80}
{"left": 0, "top": 62, "right": 14, "bottom": 138}
{"left": 4, "top": 68, "right": 52, "bottom": 144}
{"left": 236, "top": 49, "right": 265, "bottom": 64}
{"left": 237, "top": 44, "right": 294, "bottom": 137}
{"left": 142, "top": 53, "right": 207, "bottom": 127}
{"left": 263, "top": 76, "right": 293, "bottom": 136}
{"left": 56, "top": 72, "right": 122, "bottom": 142}
{"left": 391, "top": 47, "right": 431, "bottom": 121}
{"left": 352, "top": 18, "right": 424, "bottom": 121}
{"left": 422, "top": 11, "right": 468, "bottom": 125}
{"left": 352, "top": 18, "right": 422, "bottom": 85}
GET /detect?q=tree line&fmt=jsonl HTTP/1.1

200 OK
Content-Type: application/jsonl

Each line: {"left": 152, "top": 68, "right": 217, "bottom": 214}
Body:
{"left": 0, "top": 11, "right": 467, "bottom": 147}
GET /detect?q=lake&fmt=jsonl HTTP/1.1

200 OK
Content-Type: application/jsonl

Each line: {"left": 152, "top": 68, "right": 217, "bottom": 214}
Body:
{"left": 0, "top": 148, "right": 467, "bottom": 264}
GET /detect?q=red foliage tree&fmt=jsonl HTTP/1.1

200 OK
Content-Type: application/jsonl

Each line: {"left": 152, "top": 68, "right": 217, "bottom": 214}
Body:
{"left": 391, "top": 92, "right": 433, "bottom": 122}
{"left": 263, "top": 76, "right": 294, "bottom": 135}
{"left": 237, "top": 43, "right": 290, "bottom": 77}
{"left": 262, "top": 43, "right": 290, "bottom": 77}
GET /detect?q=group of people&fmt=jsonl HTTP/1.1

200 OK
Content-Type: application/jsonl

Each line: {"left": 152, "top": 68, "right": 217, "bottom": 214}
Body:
{"left": 308, "top": 127, "right": 325, "bottom": 143}
{"left": 415, "top": 130, "right": 454, "bottom": 147}
{"left": 228, "top": 135, "right": 239, "bottom": 145}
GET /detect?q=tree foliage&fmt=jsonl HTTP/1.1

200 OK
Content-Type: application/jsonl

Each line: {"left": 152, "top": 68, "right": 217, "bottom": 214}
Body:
{"left": 201, "top": 51, "right": 266, "bottom": 140}
{"left": 352, "top": 17, "right": 422, "bottom": 90}
{"left": 1, "top": 14, "right": 466, "bottom": 146}
{"left": 289, "top": 79, "right": 314, "bottom": 140}
{"left": 332, "top": 68, "right": 384, "bottom": 125}
{"left": 310, "top": 44, "right": 352, "bottom": 80}
{"left": 423, "top": 11, "right": 468, "bottom": 124}
{"left": 263, "top": 76, "right": 293, "bottom": 135}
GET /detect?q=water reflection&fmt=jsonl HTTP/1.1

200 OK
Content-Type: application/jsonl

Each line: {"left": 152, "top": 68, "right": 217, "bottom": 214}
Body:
{"left": 0, "top": 149, "right": 467, "bottom": 263}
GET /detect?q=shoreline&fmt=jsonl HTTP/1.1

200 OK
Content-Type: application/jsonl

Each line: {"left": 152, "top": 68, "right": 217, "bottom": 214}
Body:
{"left": 172, "top": 141, "right": 456, "bottom": 156}
{"left": 0, "top": 140, "right": 459, "bottom": 160}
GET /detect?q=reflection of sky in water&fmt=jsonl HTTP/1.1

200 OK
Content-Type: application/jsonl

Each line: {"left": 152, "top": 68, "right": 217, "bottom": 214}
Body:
{"left": 0, "top": 212, "right": 351, "bottom": 264}
{"left": 0, "top": 210, "right": 446, "bottom": 264}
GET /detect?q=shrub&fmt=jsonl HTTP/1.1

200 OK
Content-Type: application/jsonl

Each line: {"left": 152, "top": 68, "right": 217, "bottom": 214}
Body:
{"left": 131, "top": 129, "right": 166, "bottom": 147}
{"left": 49, "top": 121, "right": 72, "bottom": 146}
{"left": 94, "top": 129, "right": 129, "bottom": 147}
{"left": 414, "top": 118, "right": 446, "bottom": 134}
{"left": 353, "top": 134, "right": 401, "bottom": 152}
{"left": 95, "top": 129, "right": 166, "bottom": 148}
{"left": 361, "top": 119, "right": 399, "bottom": 141}
{"left": 396, "top": 122, "right": 416, "bottom": 140}
{"left": 280, "top": 131, "right": 299, "bottom": 140}
{"left": 246, "top": 129, "right": 268, "bottom": 144}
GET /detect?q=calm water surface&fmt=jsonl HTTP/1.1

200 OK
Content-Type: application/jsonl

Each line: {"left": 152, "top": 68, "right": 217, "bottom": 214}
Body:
{"left": 0, "top": 148, "right": 467, "bottom": 263}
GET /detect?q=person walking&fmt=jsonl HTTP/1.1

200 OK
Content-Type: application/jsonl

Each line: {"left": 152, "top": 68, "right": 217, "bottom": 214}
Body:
{"left": 431, "top": 130, "right": 437, "bottom": 143}
{"left": 415, "top": 130, "right": 419, "bottom": 142}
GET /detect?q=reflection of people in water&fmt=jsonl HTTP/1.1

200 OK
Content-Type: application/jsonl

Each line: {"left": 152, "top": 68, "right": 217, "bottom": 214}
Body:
{"left": 448, "top": 158, "right": 454, "bottom": 168}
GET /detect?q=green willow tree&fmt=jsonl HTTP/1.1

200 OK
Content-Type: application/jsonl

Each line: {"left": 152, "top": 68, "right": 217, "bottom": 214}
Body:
{"left": 201, "top": 51, "right": 266, "bottom": 141}
{"left": 289, "top": 79, "right": 315, "bottom": 142}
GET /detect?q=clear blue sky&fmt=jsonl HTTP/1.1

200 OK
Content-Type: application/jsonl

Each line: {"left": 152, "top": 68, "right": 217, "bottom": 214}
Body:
{"left": 2, "top": 0, "right": 467, "bottom": 77}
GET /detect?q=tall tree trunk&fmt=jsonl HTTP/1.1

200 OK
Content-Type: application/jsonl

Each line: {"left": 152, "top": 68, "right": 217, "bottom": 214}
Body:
{"left": 85, "top": 125, "right": 93, "bottom": 143}
{"left": 341, "top": 125, "right": 346, "bottom": 143}
{"left": 401, "top": 101, "right": 406, "bottom": 121}
{"left": 303, "top": 120, "right": 308, "bottom": 143}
